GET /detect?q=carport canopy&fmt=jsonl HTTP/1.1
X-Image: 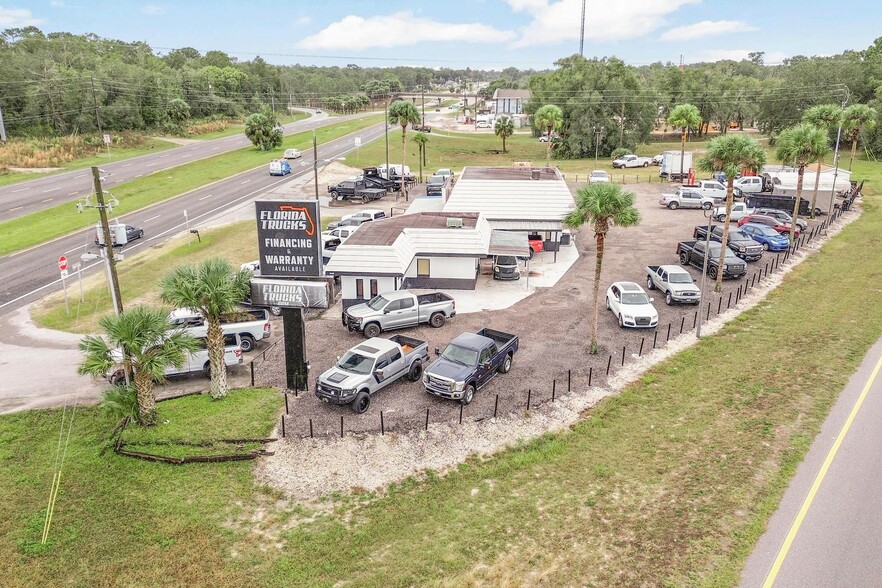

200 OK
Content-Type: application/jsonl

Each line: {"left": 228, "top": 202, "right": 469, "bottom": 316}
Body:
{"left": 489, "top": 230, "right": 529, "bottom": 256}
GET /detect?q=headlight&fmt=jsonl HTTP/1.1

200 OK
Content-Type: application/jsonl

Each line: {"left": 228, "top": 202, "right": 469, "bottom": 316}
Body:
{"left": 623, "top": 315, "right": 633, "bottom": 320}
{"left": 450, "top": 381, "right": 465, "bottom": 392}
{"left": 494, "top": 267, "right": 500, "bottom": 272}
{"left": 341, "top": 388, "right": 356, "bottom": 396}
{"left": 737, "top": 245, "right": 746, "bottom": 252}
{"left": 422, "top": 374, "right": 429, "bottom": 384}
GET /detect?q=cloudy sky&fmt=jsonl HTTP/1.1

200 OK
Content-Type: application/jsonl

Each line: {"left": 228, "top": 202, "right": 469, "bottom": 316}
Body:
{"left": 3, "top": 0, "right": 878, "bottom": 69}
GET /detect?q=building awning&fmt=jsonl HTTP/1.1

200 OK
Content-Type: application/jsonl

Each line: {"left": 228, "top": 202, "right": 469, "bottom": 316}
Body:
{"left": 489, "top": 230, "right": 529, "bottom": 256}
{"left": 488, "top": 219, "right": 563, "bottom": 232}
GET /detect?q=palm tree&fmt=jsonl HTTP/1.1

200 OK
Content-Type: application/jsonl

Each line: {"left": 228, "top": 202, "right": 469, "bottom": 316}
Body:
{"left": 412, "top": 132, "right": 428, "bottom": 181}
{"left": 533, "top": 104, "right": 563, "bottom": 167}
{"left": 78, "top": 306, "right": 198, "bottom": 426}
{"left": 775, "top": 123, "right": 831, "bottom": 243}
{"left": 802, "top": 104, "right": 841, "bottom": 218}
{"left": 667, "top": 104, "right": 702, "bottom": 181}
{"left": 842, "top": 104, "right": 877, "bottom": 171}
{"left": 698, "top": 135, "right": 767, "bottom": 292}
{"left": 160, "top": 258, "right": 251, "bottom": 400}
{"left": 388, "top": 100, "right": 421, "bottom": 198}
{"left": 563, "top": 183, "right": 640, "bottom": 354}
{"left": 494, "top": 115, "right": 514, "bottom": 153}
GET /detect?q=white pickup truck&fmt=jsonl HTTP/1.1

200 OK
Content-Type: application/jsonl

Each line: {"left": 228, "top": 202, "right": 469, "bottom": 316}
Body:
{"left": 712, "top": 202, "right": 755, "bottom": 222}
{"left": 168, "top": 307, "right": 271, "bottom": 353}
{"left": 612, "top": 154, "right": 652, "bottom": 168}
{"left": 681, "top": 180, "right": 727, "bottom": 203}
{"left": 659, "top": 188, "right": 715, "bottom": 210}
{"left": 646, "top": 265, "right": 700, "bottom": 305}
{"left": 108, "top": 333, "right": 244, "bottom": 385}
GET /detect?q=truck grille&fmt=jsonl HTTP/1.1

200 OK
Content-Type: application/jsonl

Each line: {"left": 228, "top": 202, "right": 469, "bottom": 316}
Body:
{"left": 679, "top": 291, "right": 697, "bottom": 297}
{"left": 318, "top": 383, "right": 342, "bottom": 396}
{"left": 345, "top": 315, "right": 360, "bottom": 330}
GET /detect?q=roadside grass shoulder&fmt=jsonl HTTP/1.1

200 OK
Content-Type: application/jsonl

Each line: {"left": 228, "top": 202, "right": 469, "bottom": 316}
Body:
{"left": 0, "top": 115, "right": 382, "bottom": 257}
{"left": 193, "top": 111, "right": 310, "bottom": 140}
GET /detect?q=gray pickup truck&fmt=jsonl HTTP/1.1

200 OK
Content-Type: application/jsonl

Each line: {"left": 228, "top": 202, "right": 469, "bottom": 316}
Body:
{"left": 315, "top": 334, "right": 429, "bottom": 413}
{"left": 423, "top": 328, "right": 519, "bottom": 405}
{"left": 693, "top": 225, "right": 764, "bottom": 261}
{"left": 676, "top": 240, "right": 747, "bottom": 280}
{"left": 646, "top": 265, "right": 700, "bottom": 305}
{"left": 342, "top": 290, "right": 456, "bottom": 338}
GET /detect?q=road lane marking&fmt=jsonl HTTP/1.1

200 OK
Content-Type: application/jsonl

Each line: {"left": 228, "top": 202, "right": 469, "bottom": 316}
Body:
{"left": 41, "top": 198, "right": 53, "bottom": 203}
{"left": 142, "top": 215, "right": 161, "bottom": 223}
{"left": 8, "top": 206, "right": 22, "bottom": 211}
{"left": 159, "top": 154, "right": 169, "bottom": 158}
{"left": 120, "top": 163, "right": 133, "bottom": 168}
{"left": 67, "top": 191, "right": 79, "bottom": 196}
{"left": 145, "top": 163, "right": 157, "bottom": 167}
{"left": 42, "top": 187, "right": 60, "bottom": 193}
{"left": 198, "top": 193, "right": 214, "bottom": 201}
{"left": 762, "top": 352, "right": 882, "bottom": 588}
{"left": 11, "top": 187, "right": 28, "bottom": 193}
{"left": 134, "top": 174, "right": 142, "bottom": 178}
{"left": 240, "top": 179, "right": 251, "bottom": 185}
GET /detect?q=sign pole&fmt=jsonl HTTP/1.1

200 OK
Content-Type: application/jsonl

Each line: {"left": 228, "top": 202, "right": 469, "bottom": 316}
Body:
{"left": 61, "top": 276, "right": 69, "bottom": 315}
{"left": 74, "top": 262, "right": 84, "bottom": 302}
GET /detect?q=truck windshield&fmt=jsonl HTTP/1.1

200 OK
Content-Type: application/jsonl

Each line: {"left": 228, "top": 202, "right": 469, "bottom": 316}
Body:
{"left": 336, "top": 352, "right": 375, "bottom": 375}
{"left": 441, "top": 344, "right": 478, "bottom": 367}
{"left": 366, "top": 295, "right": 390, "bottom": 311}
{"left": 621, "top": 293, "right": 650, "bottom": 304}
{"left": 667, "top": 273, "right": 693, "bottom": 284}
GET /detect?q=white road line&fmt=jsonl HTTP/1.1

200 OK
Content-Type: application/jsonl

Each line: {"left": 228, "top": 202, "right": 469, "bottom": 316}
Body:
{"left": 159, "top": 154, "right": 169, "bottom": 158}
{"left": 41, "top": 198, "right": 53, "bottom": 203}
{"left": 8, "top": 206, "right": 22, "bottom": 211}
{"left": 11, "top": 187, "right": 28, "bottom": 193}
{"left": 67, "top": 191, "right": 79, "bottom": 196}
{"left": 240, "top": 179, "right": 251, "bottom": 185}
{"left": 142, "top": 215, "right": 161, "bottom": 223}
{"left": 210, "top": 147, "right": 219, "bottom": 150}
{"left": 64, "top": 243, "right": 88, "bottom": 255}
{"left": 198, "top": 193, "right": 214, "bottom": 201}
{"left": 190, "top": 147, "right": 199, "bottom": 151}
{"left": 134, "top": 174, "right": 142, "bottom": 178}
{"left": 145, "top": 163, "right": 157, "bottom": 167}
{"left": 120, "top": 163, "right": 133, "bottom": 168}
{"left": 42, "top": 187, "right": 60, "bottom": 193}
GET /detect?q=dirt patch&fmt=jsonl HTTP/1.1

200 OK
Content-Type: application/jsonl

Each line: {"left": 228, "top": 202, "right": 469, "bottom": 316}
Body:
{"left": 7, "top": 166, "right": 61, "bottom": 173}
{"left": 153, "top": 136, "right": 203, "bottom": 146}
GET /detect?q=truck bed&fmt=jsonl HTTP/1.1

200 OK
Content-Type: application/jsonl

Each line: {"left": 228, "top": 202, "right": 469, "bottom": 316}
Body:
{"left": 475, "top": 328, "right": 517, "bottom": 349}
{"left": 417, "top": 292, "right": 453, "bottom": 305}
{"left": 388, "top": 334, "right": 427, "bottom": 355}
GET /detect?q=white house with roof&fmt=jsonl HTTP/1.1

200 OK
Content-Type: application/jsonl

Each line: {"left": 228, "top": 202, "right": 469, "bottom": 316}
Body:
{"left": 492, "top": 89, "right": 531, "bottom": 115}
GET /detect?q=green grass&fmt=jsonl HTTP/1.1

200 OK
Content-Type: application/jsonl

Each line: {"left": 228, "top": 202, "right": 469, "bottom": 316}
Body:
{"left": 32, "top": 216, "right": 341, "bottom": 334}
{"left": 193, "top": 111, "right": 311, "bottom": 140}
{"left": 0, "top": 115, "right": 382, "bottom": 257}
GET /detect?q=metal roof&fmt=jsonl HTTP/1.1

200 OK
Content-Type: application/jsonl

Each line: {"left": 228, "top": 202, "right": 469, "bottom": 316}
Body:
{"left": 488, "top": 220, "right": 563, "bottom": 232}
{"left": 444, "top": 167, "right": 574, "bottom": 221}
{"left": 488, "top": 230, "right": 529, "bottom": 256}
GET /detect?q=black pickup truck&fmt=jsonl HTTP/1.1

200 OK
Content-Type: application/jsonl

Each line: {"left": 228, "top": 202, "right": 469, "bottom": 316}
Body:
{"left": 328, "top": 179, "right": 387, "bottom": 204}
{"left": 422, "top": 328, "right": 518, "bottom": 405}
{"left": 693, "top": 225, "right": 764, "bottom": 261}
{"left": 676, "top": 240, "right": 747, "bottom": 280}
{"left": 362, "top": 167, "right": 400, "bottom": 193}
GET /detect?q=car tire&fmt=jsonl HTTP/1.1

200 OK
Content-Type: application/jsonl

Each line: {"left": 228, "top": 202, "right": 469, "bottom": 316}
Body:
{"left": 618, "top": 313, "right": 625, "bottom": 328}
{"left": 270, "top": 306, "right": 282, "bottom": 316}
{"left": 363, "top": 323, "right": 381, "bottom": 339}
{"left": 429, "top": 312, "right": 446, "bottom": 328}
{"left": 329, "top": 190, "right": 339, "bottom": 200}
{"left": 239, "top": 335, "right": 255, "bottom": 353}
{"left": 668, "top": 202, "right": 679, "bottom": 210}
{"left": 498, "top": 354, "right": 512, "bottom": 374}
{"left": 352, "top": 391, "right": 371, "bottom": 414}
{"left": 203, "top": 362, "right": 212, "bottom": 378}
{"left": 716, "top": 214, "right": 726, "bottom": 222}
{"left": 110, "top": 370, "right": 125, "bottom": 387}
{"left": 605, "top": 296, "right": 610, "bottom": 309}
{"left": 407, "top": 361, "right": 423, "bottom": 382}
{"left": 679, "top": 252, "right": 689, "bottom": 265}
{"left": 665, "top": 291, "right": 674, "bottom": 306}
{"left": 708, "top": 266, "right": 718, "bottom": 279}
{"left": 702, "top": 202, "right": 712, "bottom": 210}
{"left": 762, "top": 242, "right": 769, "bottom": 251}
{"left": 643, "top": 162, "right": 649, "bottom": 167}
{"left": 646, "top": 276, "right": 655, "bottom": 290}
{"left": 461, "top": 384, "right": 475, "bottom": 405}
{"left": 361, "top": 195, "right": 369, "bottom": 204}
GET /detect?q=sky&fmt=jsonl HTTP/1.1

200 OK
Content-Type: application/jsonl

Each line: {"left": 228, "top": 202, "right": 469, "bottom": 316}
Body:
{"left": 2, "top": 0, "right": 880, "bottom": 70}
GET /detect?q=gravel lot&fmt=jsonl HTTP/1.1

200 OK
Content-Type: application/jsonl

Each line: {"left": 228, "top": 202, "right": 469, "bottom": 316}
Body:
{"left": 253, "top": 182, "right": 826, "bottom": 438}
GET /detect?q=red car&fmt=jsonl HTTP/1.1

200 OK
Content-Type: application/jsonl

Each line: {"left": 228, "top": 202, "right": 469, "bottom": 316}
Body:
{"left": 528, "top": 234, "right": 545, "bottom": 257}
{"left": 737, "top": 214, "right": 801, "bottom": 238}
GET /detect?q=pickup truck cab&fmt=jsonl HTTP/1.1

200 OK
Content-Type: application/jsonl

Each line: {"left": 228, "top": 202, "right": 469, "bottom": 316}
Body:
{"left": 426, "top": 174, "right": 449, "bottom": 197}
{"left": 315, "top": 335, "right": 429, "bottom": 413}
{"left": 682, "top": 180, "right": 727, "bottom": 203}
{"left": 693, "top": 225, "right": 764, "bottom": 261}
{"left": 168, "top": 307, "right": 271, "bottom": 353}
{"left": 659, "top": 188, "right": 714, "bottom": 210}
{"left": 646, "top": 265, "right": 700, "bottom": 305}
{"left": 321, "top": 225, "right": 359, "bottom": 246}
{"left": 713, "top": 202, "right": 755, "bottom": 222}
{"left": 676, "top": 240, "right": 747, "bottom": 280}
{"left": 342, "top": 290, "right": 456, "bottom": 338}
{"left": 423, "top": 328, "right": 519, "bottom": 404}
{"left": 612, "top": 154, "right": 651, "bottom": 168}
{"left": 108, "top": 333, "right": 243, "bottom": 385}
{"left": 732, "top": 176, "right": 765, "bottom": 197}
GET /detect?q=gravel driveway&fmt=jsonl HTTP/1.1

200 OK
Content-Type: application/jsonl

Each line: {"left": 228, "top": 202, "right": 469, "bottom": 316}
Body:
{"left": 254, "top": 182, "right": 823, "bottom": 438}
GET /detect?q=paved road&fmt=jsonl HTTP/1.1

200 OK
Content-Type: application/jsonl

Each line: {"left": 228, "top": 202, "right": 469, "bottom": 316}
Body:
{"left": 739, "top": 335, "right": 882, "bottom": 587}
{"left": 0, "top": 110, "right": 378, "bottom": 223}
{"left": 0, "top": 120, "right": 389, "bottom": 316}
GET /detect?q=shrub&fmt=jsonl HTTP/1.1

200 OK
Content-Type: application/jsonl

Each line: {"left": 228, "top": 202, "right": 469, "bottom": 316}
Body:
{"left": 610, "top": 147, "right": 631, "bottom": 159}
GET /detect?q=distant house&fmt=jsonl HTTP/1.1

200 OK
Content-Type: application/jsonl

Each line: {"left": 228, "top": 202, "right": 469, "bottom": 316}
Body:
{"left": 492, "top": 89, "right": 531, "bottom": 115}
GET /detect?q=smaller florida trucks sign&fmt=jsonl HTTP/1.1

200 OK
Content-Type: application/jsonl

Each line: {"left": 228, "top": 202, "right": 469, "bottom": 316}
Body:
{"left": 255, "top": 200, "right": 322, "bottom": 277}
{"left": 249, "top": 278, "right": 330, "bottom": 309}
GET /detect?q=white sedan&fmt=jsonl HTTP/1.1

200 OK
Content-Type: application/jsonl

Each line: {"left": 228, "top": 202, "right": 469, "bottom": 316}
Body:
{"left": 606, "top": 281, "right": 659, "bottom": 328}
{"left": 588, "top": 170, "right": 611, "bottom": 184}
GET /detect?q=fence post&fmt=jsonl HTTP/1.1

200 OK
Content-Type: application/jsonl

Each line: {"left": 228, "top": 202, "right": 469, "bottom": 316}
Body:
{"left": 717, "top": 297, "right": 722, "bottom": 315}
{"left": 706, "top": 302, "right": 711, "bottom": 321}
{"left": 589, "top": 367, "right": 593, "bottom": 387}
{"left": 425, "top": 408, "right": 429, "bottom": 431}
{"left": 309, "top": 418, "right": 313, "bottom": 438}
{"left": 250, "top": 361, "right": 255, "bottom": 386}
{"left": 284, "top": 392, "right": 289, "bottom": 415}
{"left": 606, "top": 355, "right": 612, "bottom": 375}
{"left": 340, "top": 416, "right": 344, "bottom": 438}
{"left": 727, "top": 292, "right": 732, "bottom": 309}
{"left": 381, "top": 411, "right": 385, "bottom": 436}
{"left": 639, "top": 337, "right": 645, "bottom": 357}
{"left": 666, "top": 323, "right": 671, "bottom": 342}
{"left": 552, "top": 379, "right": 556, "bottom": 402}
{"left": 494, "top": 394, "right": 499, "bottom": 418}
{"left": 653, "top": 331, "right": 658, "bottom": 349}
{"left": 459, "top": 403, "right": 463, "bottom": 424}
{"left": 751, "top": 273, "right": 757, "bottom": 288}
{"left": 681, "top": 316, "right": 686, "bottom": 334}
{"left": 567, "top": 369, "right": 571, "bottom": 392}
{"left": 692, "top": 312, "right": 697, "bottom": 329}
{"left": 527, "top": 388, "right": 532, "bottom": 410}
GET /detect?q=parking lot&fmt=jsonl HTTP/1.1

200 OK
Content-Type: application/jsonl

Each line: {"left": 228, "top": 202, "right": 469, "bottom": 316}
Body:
{"left": 252, "top": 182, "right": 824, "bottom": 437}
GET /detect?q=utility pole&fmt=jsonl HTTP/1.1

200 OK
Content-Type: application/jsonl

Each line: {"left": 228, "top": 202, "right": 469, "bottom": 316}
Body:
{"left": 0, "top": 96, "right": 7, "bottom": 142}
{"left": 92, "top": 167, "right": 123, "bottom": 316}
{"left": 313, "top": 131, "right": 319, "bottom": 200}
{"left": 89, "top": 77, "right": 103, "bottom": 138}
{"left": 579, "top": 0, "right": 586, "bottom": 56}
{"left": 828, "top": 88, "right": 849, "bottom": 216}
{"left": 421, "top": 86, "right": 425, "bottom": 128}
{"left": 384, "top": 99, "right": 390, "bottom": 178}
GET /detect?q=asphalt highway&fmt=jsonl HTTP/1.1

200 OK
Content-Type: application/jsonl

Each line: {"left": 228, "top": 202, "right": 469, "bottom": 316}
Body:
{"left": 0, "top": 120, "right": 389, "bottom": 316}
{"left": 0, "top": 109, "right": 378, "bottom": 223}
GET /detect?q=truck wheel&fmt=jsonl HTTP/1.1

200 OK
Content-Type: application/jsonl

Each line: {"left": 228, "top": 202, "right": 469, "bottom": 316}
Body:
{"left": 352, "top": 391, "right": 371, "bottom": 414}
{"left": 330, "top": 190, "right": 339, "bottom": 200}
{"left": 429, "top": 312, "right": 446, "bottom": 328}
{"left": 361, "top": 195, "right": 369, "bottom": 204}
{"left": 702, "top": 202, "right": 712, "bottom": 210}
{"left": 498, "top": 353, "right": 512, "bottom": 374}
{"left": 708, "top": 266, "right": 718, "bottom": 279}
{"left": 605, "top": 296, "right": 610, "bottom": 309}
{"left": 239, "top": 334, "right": 255, "bottom": 353}
{"left": 665, "top": 291, "right": 674, "bottom": 306}
{"left": 643, "top": 161, "right": 649, "bottom": 167}
{"left": 203, "top": 362, "right": 212, "bottom": 378}
{"left": 716, "top": 214, "right": 726, "bottom": 222}
{"left": 363, "top": 323, "right": 382, "bottom": 338}
{"left": 646, "top": 275, "right": 655, "bottom": 290}
{"left": 407, "top": 361, "right": 423, "bottom": 382}
{"left": 679, "top": 252, "right": 689, "bottom": 265}
{"left": 110, "top": 370, "right": 125, "bottom": 386}
{"left": 461, "top": 384, "right": 475, "bottom": 405}
{"left": 668, "top": 202, "right": 678, "bottom": 210}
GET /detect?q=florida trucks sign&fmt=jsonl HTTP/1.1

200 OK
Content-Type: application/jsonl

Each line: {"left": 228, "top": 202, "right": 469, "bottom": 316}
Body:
{"left": 249, "top": 278, "right": 330, "bottom": 309}
{"left": 255, "top": 200, "right": 322, "bottom": 277}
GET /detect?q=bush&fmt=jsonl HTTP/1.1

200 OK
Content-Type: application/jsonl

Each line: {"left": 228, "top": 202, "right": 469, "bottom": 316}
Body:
{"left": 610, "top": 147, "right": 631, "bottom": 159}
{"left": 99, "top": 385, "right": 140, "bottom": 422}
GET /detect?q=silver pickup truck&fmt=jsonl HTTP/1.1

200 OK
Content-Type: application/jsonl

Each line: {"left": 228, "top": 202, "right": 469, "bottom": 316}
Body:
{"left": 108, "top": 333, "right": 244, "bottom": 385}
{"left": 168, "top": 307, "right": 271, "bottom": 353}
{"left": 645, "top": 264, "right": 700, "bottom": 305}
{"left": 342, "top": 290, "right": 456, "bottom": 339}
{"left": 315, "top": 334, "right": 429, "bottom": 413}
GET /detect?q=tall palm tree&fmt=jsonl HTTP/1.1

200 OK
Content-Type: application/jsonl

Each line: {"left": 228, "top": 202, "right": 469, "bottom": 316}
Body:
{"left": 78, "top": 306, "right": 198, "bottom": 426}
{"left": 802, "top": 104, "right": 841, "bottom": 218}
{"left": 388, "top": 100, "right": 421, "bottom": 198}
{"left": 494, "top": 115, "right": 515, "bottom": 153}
{"left": 842, "top": 104, "right": 877, "bottom": 171}
{"left": 534, "top": 104, "right": 563, "bottom": 167}
{"left": 563, "top": 183, "right": 640, "bottom": 354}
{"left": 160, "top": 258, "right": 251, "bottom": 400}
{"left": 698, "top": 135, "right": 767, "bottom": 292}
{"left": 412, "top": 132, "right": 428, "bottom": 181}
{"left": 667, "top": 104, "right": 702, "bottom": 181}
{"left": 775, "top": 123, "right": 831, "bottom": 243}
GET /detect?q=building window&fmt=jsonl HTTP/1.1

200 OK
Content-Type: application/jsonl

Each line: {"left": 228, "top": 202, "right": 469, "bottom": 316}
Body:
{"left": 417, "top": 258, "right": 430, "bottom": 277}
{"left": 370, "top": 279, "right": 378, "bottom": 297}
{"left": 355, "top": 279, "right": 364, "bottom": 298}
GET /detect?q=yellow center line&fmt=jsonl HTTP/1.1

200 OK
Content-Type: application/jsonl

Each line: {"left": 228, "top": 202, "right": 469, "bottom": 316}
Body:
{"left": 762, "top": 352, "right": 882, "bottom": 587}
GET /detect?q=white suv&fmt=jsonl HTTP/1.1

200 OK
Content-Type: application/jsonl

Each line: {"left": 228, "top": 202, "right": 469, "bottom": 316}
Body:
{"left": 606, "top": 282, "right": 659, "bottom": 328}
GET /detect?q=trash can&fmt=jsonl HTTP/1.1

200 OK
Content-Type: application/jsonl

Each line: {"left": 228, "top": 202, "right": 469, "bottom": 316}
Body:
{"left": 531, "top": 169, "right": 541, "bottom": 180}
{"left": 560, "top": 232, "right": 571, "bottom": 246}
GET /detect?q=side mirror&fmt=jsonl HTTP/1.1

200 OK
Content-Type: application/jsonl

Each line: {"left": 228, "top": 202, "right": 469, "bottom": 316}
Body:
{"left": 383, "top": 308, "right": 390, "bottom": 314}
{"left": 434, "top": 347, "right": 441, "bottom": 356}
{"left": 482, "top": 362, "right": 492, "bottom": 370}
{"left": 375, "top": 369, "right": 384, "bottom": 379}
{"left": 650, "top": 298, "right": 655, "bottom": 302}
{"left": 336, "top": 355, "right": 341, "bottom": 362}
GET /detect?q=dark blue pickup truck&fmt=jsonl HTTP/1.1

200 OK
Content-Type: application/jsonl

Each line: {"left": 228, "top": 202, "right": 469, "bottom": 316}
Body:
{"left": 422, "top": 328, "right": 519, "bottom": 404}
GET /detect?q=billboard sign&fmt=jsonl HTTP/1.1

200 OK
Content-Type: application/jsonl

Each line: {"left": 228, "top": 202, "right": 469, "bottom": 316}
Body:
{"left": 249, "top": 278, "right": 330, "bottom": 309}
{"left": 255, "top": 200, "right": 322, "bottom": 277}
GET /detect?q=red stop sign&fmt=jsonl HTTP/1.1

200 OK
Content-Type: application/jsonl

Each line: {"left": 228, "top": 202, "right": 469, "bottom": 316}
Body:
{"left": 58, "top": 256, "right": 68, "bottom": 271}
